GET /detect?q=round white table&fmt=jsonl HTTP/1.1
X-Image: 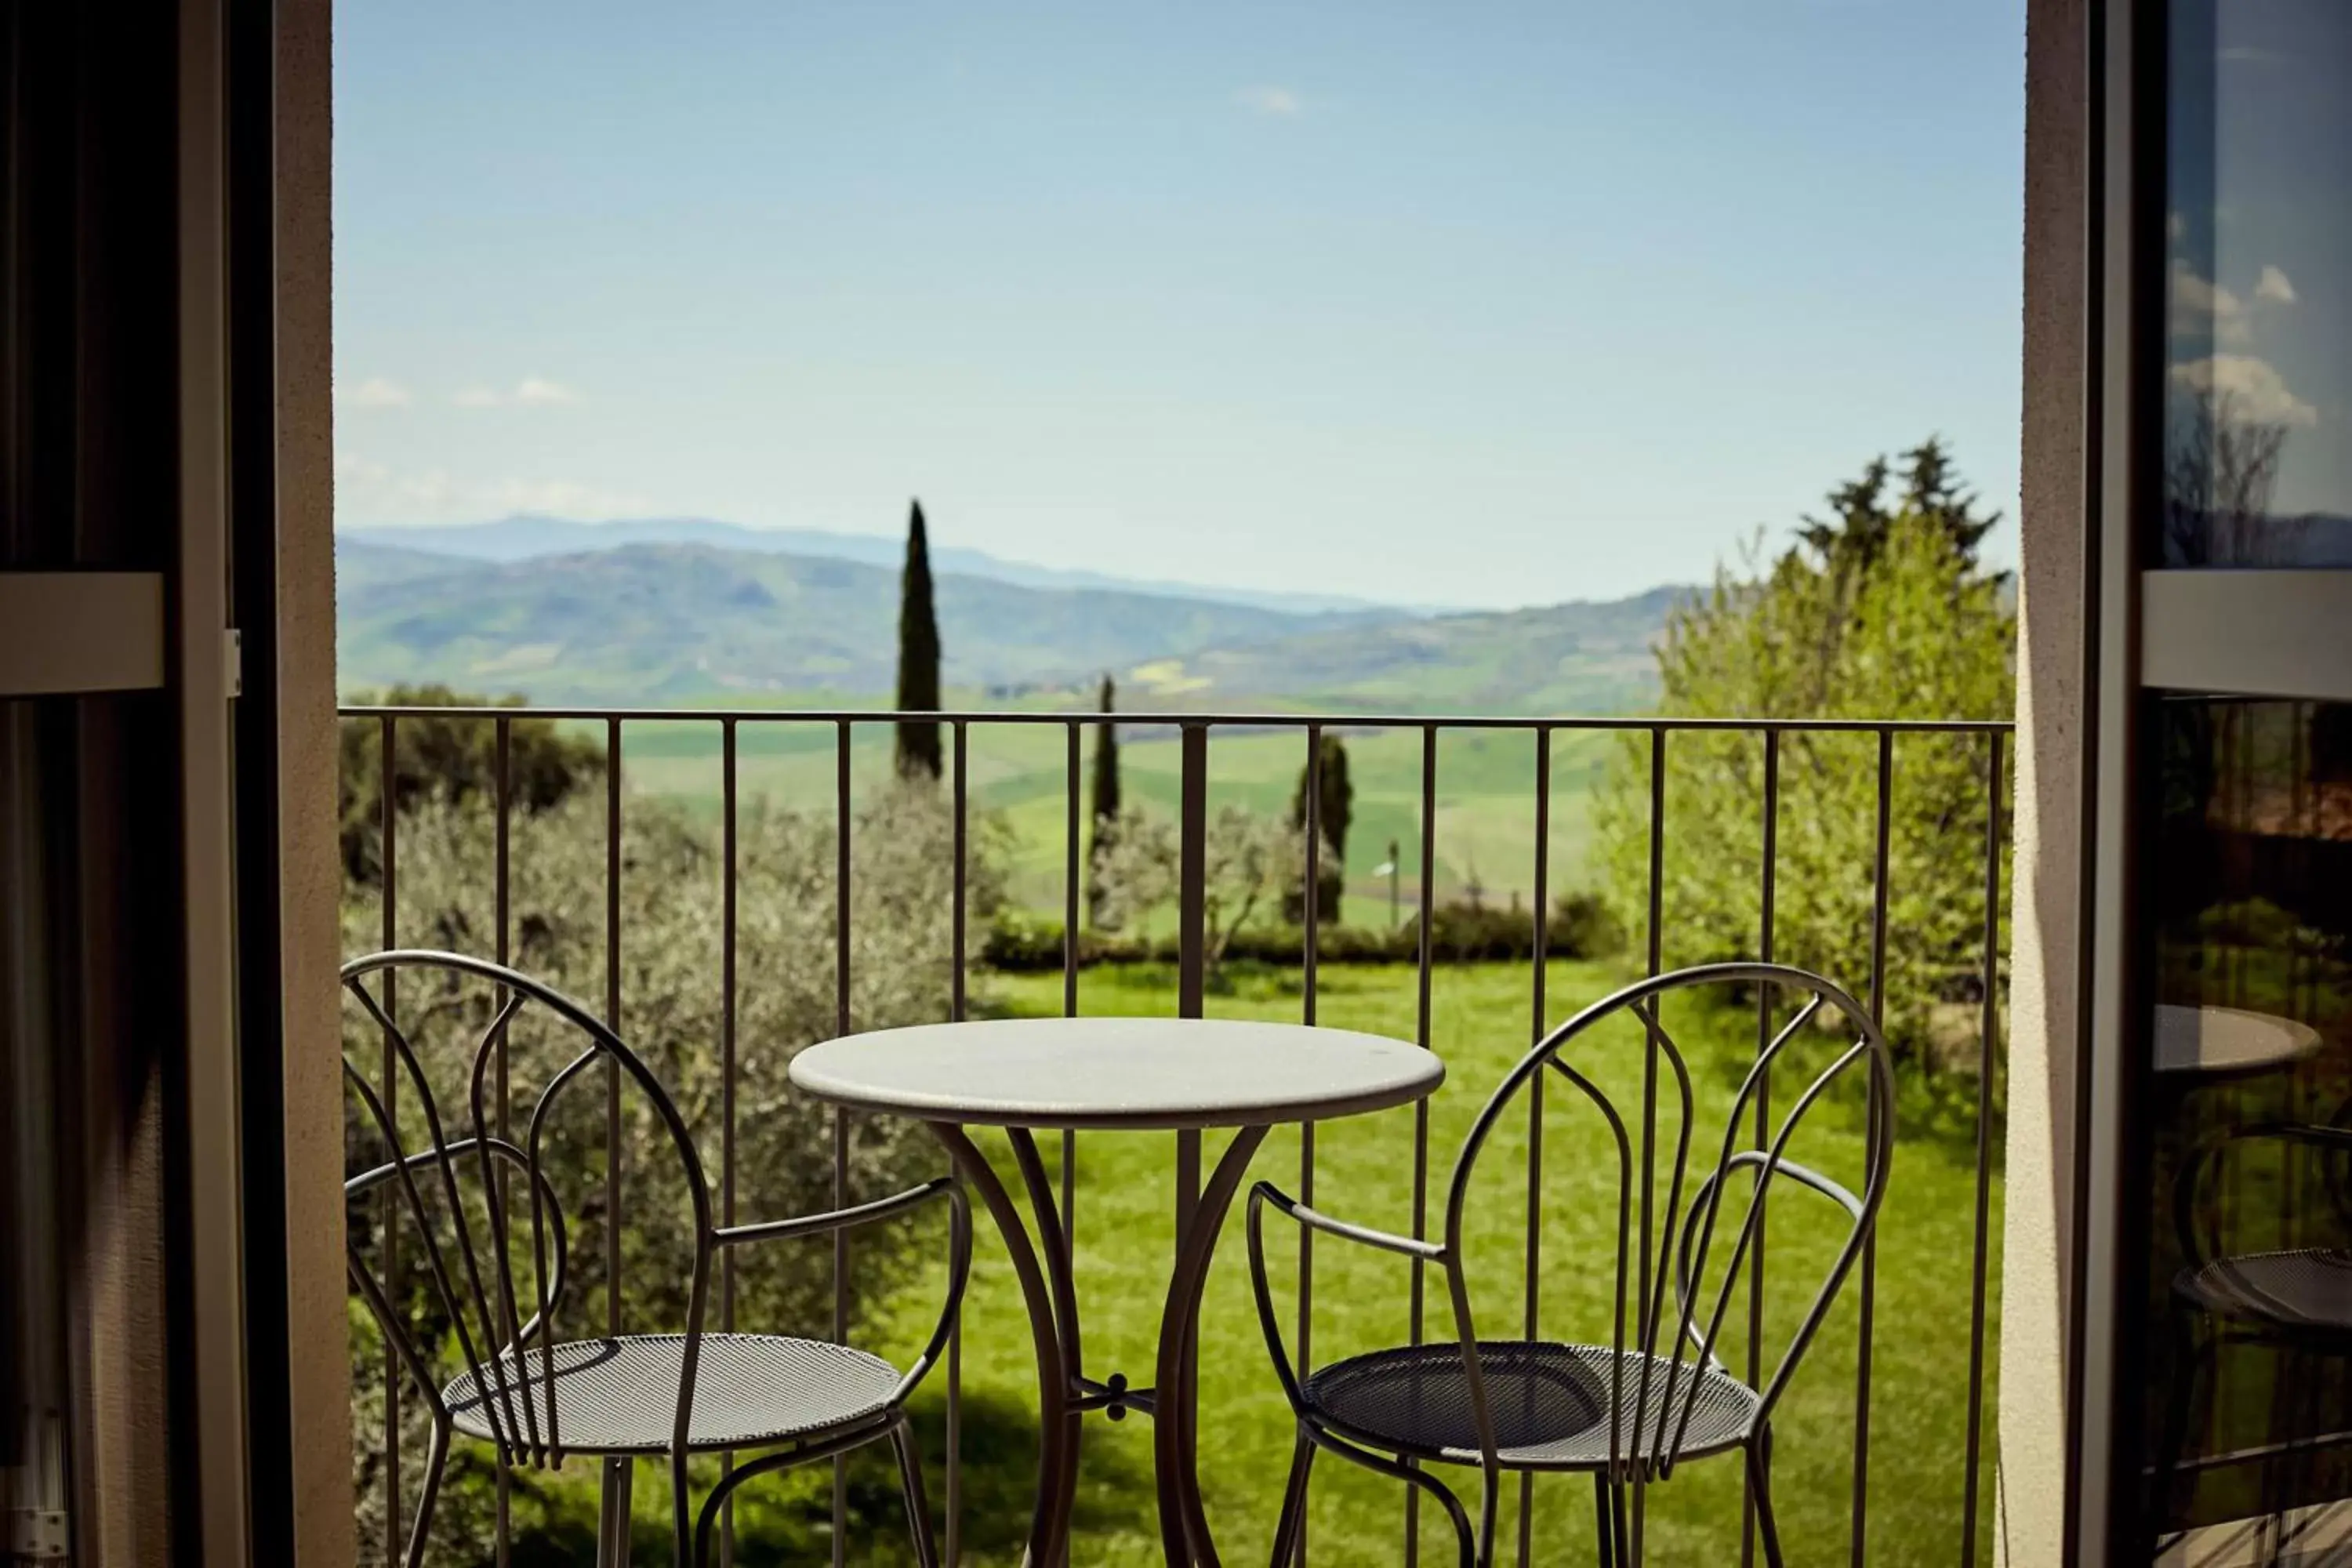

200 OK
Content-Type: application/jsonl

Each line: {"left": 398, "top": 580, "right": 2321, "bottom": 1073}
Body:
{"left": 788, "top": 1017, "right": 1443, "bottom": 1568}
{"left": 2153, "top": 1004, "right": 2325, "bottom": 1076}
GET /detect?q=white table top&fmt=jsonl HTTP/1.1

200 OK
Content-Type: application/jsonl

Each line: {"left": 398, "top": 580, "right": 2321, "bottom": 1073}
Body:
{"left": 2153, "top": 1003, "right": 2325, "bottom": 1076}
{"left": 787, "top": 1016, "right": 1444, "bottom": 1131}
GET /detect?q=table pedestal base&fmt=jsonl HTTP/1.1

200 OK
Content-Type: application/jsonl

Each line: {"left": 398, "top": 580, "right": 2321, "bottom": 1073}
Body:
{"left": 928, "top": 1121, "right": 1270, "bottom": 1568}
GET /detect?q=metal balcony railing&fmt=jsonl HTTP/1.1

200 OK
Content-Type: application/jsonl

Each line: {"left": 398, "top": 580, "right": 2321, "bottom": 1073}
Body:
{"left": 338, "top": 704, "right": 2013, "bottom": 1567}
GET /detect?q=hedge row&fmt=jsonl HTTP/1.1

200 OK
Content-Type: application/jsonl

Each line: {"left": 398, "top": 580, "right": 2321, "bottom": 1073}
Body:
{"left": 982, "top": 893, "right": 1624, "bottom": 972}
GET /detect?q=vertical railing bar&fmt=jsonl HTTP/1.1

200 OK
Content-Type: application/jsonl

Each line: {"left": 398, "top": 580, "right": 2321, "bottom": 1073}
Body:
{"left": 1297, "top": 724, "right": 1323, "bottom": 1568}
{"left": 949, "top": 720, "right": 967, "bottom": 1566}
{"left": 1176, "top": 720, "right": 1207, "bottom": 1236}
{"left": 2292, "top": 702, "right": 2314, "bottom": 1061}
{"left": 1743, "top": 728, "right": 1779, "bottom": 1568}
{"left": 1173, "top": 723, "right": 1209, "bottom": 1554}
{"left": 1298, "top": 724, "right": 1317, "bottom": 1020}
{"left": 1958, "top": 731, "right": 2004, "bottom": 1568}
{"left": 1633, "top": 728, "right": 1665, "bottom": 1558}
{"left": 2289, "top": 705, "right": 2311, "bottom": 1118}
{"left": 378, "top": 714, "right": 401, "bottom": 1567}
{"left": 1304, "top": 724, "right": 1321, "bottom": 1024}
{"left": 1065, "top": 717, "right": 1082, "bottom": 1020}
{"left": 1519, "top": 725, "right": 1551, "bottom": 1568}
{"left": 1178, "top": 723, "right": 1209, "bottom": 1025}
{"left": 494, "top": 716, "right": 514, "bottom": 1568}
{"left": 953, "top": 721, "right": 969, "bottom": 1022}
{"left": 833, "top": 718, "right": 852, "bottom": 1567}
{"left": 1063, "top": 721, "right": 1080, "bottom": 1270}
{"left": 1852, "top": 728, "right": 1893, "bottom": 1568}
{"left": 720, "top": 719, "right": 739, "bottom": 1568}
{"left": 1406, "top": 722, "right": 1438, "bottom": 1567}
{"left": 604, "top": 719, "right": 623, "bottom": 1345}
{"left": 2283, "top": 706, "right": 2307, "bottom": 1240}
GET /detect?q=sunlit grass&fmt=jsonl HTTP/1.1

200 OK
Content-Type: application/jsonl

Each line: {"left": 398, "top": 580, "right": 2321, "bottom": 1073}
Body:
{"left": 782, "top": 958, "right": 2003, "bottom": 1566}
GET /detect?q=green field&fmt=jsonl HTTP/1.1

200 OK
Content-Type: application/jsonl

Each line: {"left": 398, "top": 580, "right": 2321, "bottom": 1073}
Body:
{"left": 613, "top": 718, "right": 1624, "bottom": 915}
{"left": 651, "top": 959, "right": 2001, "bottom": 1566}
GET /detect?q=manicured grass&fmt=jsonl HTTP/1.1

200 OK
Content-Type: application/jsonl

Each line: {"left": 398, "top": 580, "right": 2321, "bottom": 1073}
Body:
{"left": 802, "top": 959, "right": 2003, "bottom": 1566}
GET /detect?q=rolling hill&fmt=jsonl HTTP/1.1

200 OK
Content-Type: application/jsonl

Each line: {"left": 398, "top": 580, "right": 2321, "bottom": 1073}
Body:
{"left": 336, "top": 538, "right": 1406, "bottom": 702}
{"left": 1121, "top": 586, "right": 1682, "bottom": 713}
{"left": 336, "top": 535, "right": 1683, "bottom": 712}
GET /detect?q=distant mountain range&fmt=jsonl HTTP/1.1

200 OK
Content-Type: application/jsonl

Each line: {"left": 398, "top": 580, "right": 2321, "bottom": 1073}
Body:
{"left": 342, "top": 515, "right": 1414, "bottom": 617}
{"left": 1120, "top": 586, "right": 1683, "bottom": 714}
{"left": 336, "top": 528, "right": 1685, "bottom": 711}
{"left": 338, "top": 537, "right": 1408, "bottom": 702}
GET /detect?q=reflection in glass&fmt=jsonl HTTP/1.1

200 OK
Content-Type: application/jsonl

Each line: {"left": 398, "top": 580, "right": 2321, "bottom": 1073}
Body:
{"left": 2161, "top": 0, "right": 2352, "bottom": 566}
{"left": 2139, "top": 699, "right": 2352, "bottom": 1554}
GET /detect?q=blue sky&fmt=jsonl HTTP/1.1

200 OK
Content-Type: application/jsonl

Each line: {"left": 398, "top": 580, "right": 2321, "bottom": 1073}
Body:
{"left": 334, "top": 1, "right": 2027, "bottom": 608}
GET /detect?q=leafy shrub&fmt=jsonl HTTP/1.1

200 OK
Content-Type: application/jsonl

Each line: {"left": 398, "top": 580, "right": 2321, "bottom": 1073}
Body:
{"left": 338, "top": 686, "right": 605, "bottom": 886}
{"left": 982, "top": 890, "right": 1622, "bottom": 972}
{"left": 1550, "top": 891, "right": 1626, "bottom": 960}
{"left": 1091, "top": 804, "right": 1301, "bottom": 973}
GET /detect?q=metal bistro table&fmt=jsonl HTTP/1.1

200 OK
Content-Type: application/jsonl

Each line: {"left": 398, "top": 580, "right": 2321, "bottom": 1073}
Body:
{"left": 788, "top": 1016, "right": 1443, "bottom": 1566}
{"left": 2153, "top": 1002, "right": 2325, "bottom": 1078}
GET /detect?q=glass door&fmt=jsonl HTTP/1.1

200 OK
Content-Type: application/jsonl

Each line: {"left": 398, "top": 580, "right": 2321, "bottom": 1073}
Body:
{"left": 2116, "top": 2, "right": 2352, "bottom": 1558}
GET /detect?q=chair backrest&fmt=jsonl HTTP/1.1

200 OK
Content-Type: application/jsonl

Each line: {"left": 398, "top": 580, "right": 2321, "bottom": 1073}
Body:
{"left": 2173, "top": 1109, "right": 2352, "bottom": 1271}
{"left": 340, "top": 949, "right": 714, "bottom": 1468}
{"left": 1439, "top": 961, "right": 1895, "bottom": 1478}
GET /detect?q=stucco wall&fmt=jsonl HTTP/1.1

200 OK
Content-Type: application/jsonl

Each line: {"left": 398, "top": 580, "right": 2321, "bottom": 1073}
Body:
{"left": 278, "top": 0, "right": 355, "bottom": 1560}
{"left": 1999, "top": 0, "right": 2091, "bottom": 1559}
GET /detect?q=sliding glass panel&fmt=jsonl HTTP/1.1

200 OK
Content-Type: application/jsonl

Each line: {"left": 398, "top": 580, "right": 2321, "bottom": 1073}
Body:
{"left": 2135, "top": 696, "right": 2352, "bottom": 1547}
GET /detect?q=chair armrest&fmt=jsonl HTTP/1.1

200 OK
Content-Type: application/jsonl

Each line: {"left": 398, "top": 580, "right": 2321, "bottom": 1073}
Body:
{"left": 1246, "top": 1181, "right": 1446, "bottom": 1414}
{"left": 713, "top": 1178, "right": 971, "bottom": 1404}
{"left": 1254, "top": 1182, "right": 1446, "bottom": 1263}
{"left": 713, "top": 1177, "right": 960, "bottom": 1250}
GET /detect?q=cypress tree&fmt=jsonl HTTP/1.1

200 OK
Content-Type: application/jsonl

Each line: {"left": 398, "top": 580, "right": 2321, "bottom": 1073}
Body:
{"left": 1087, "top": 674, "right": 1121, "bottom": 927}
{"left": 1287, "top": 733, "right": 1354, "bottom": 924}
{"left": 895, "top": 499, "right": 943, "bottom": 779}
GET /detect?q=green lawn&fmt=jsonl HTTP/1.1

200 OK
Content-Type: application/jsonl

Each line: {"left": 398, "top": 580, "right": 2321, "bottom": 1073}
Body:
{"left": 751, "top": 959, "right": 2003, "bottom": 1566}
{"left": 614, "top": 719, "right": 1619, "bottom": 916}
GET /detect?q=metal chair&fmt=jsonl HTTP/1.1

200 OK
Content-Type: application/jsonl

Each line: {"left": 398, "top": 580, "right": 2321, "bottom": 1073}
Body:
{"left": 2156, "top": 1113, "right": 2352, "bottom": 1535}
{"left": 1245, "top": 961, "right": 1896, "bottom": 1568}
{"left": 340, "top": 949, "right": 970, "bottom": 1568}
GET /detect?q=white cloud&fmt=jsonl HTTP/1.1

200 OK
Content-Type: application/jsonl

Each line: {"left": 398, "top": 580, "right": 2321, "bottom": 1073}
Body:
{"left": 336, "top": 454, "right": 646, "bottom": 524}
{"left": 513, "top": 376, "right": 582, "bottom": 406}
{"left": 2170, "top": 258, "right": 2249, "bottom": 344}
{"left": 1237, "top": 85, "right": 1303, "bottom": 118}
{"left": 337, "top": 376, "right": 412, "bottom": 409}
{"left": 2256, "top": 264, "right": 2298, "bottom": 305}
{"left": 449, "top": 376, "right": 583, "bottom": 408}
{"left": 2170, "top": 354, "right": 2319, "bottom": 428}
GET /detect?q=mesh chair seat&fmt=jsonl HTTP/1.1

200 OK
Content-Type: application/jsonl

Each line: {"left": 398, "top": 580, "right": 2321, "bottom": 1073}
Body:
{"left": 2176, "top": 1249, "right": 2352, "bottom": 1334}
{"left": 1300, "top": 1339, "right": 1761, "bottom": 1470}
{"left": 443, "top": 1332, "right": 903, "bottom": 1455}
